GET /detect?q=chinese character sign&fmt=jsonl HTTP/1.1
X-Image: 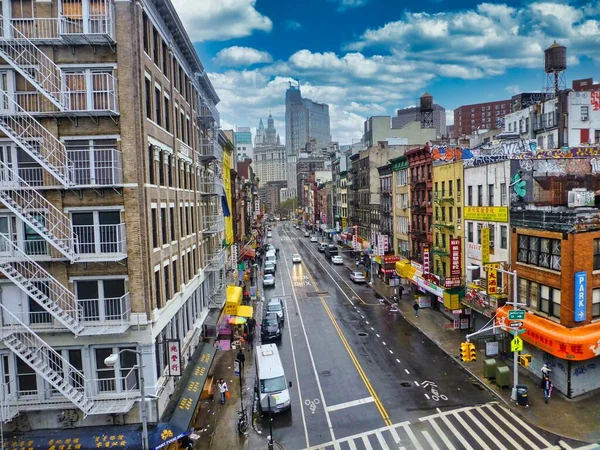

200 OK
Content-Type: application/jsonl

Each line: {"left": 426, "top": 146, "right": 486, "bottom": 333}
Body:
{"left": 383, "top": 235, "right": 389, "bottom": 252}
{"left": 353, "top": 233, "right": 358, "bottom": 250}
{"left": 487, "top": 266, "right": 498, "bottom": 295}
{"left": 378, "top": 234, "right": 385, "bottom": 256}
{"left": 168, "top": 339, "right": 181, "bottom": 376}
{"left": 371, "top": 230, "right": 377, "bottom": 251}
{"left": 231, "top": 244, "right": 238, "bottom": 267}
{"left": 449, "top": 238, "right": 461, "bottom": 278}
{"left": 423, "top": 247, "right": 430, "bottom": 275}
{"left": 481, "top": 228, "right": 490, "bottom": 264}
{"left": 574, "top": 271, "right": 587, "bottom": 322}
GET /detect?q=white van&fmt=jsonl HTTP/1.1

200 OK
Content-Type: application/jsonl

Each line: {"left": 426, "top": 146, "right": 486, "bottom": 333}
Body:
{"left": 255, "top": 344, "right": 292, "bottom": 413}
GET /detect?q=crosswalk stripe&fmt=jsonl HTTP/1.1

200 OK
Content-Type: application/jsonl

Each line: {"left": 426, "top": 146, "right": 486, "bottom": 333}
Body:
{"left": 375, "top": 431, "right": 390, "bottom": 450}
{"left": 440, "top": 412, "right": 477, "bottom": 450}
{"left": 362, "top": 435, "right": 373, "bottom": 450}
{"left": 427, "top": 417, "right": 457, "bottom": 450}
{"left": 422, "top": 430, "right": 441, "bottom": 450}
{"left": 483, "top": 404, "right": 545, "bottom": 450}
{"left": 347, "top": 439, "right": 357, "bottom": 450}
{"left": 401, "top": 423, "right": 425, "bottom": 450}
{"left": 449, "top": 411, "right": 492, "bottom": 450}
{"left": 474, "top": 406, "right": 525, "bottom": 450}
{"left": 389, "top": 426, "right": 401, "bottom": 444}
{"left": 488, "top": 404, "right": 555, "bottom": 449}
{"left": 465, "top": 409, "right": 505, "bottom": 450}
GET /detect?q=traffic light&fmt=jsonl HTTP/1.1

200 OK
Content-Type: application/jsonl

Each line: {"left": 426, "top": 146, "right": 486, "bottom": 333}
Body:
{"left": 519, "top": 354, "right": 532, "bottom": 367}
{"left": 460, "top": 342, "right": 471, "bottom": 362}
{"left": 468, "top": 342, "right": 477, "bottom": 362}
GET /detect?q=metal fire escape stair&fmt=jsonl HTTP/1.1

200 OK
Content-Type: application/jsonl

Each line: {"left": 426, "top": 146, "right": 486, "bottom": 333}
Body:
{"left": 0, "top": 16, "right": 69, "bottom": 111}
{"left": 0, "top": 305, "right": 135, "bottom": 417}
{"left": 0, "top": 160, "right": 75, "bottom": 260}
{"left": 0, "top": 92, "right": 74, "bottom": 188}
{"left": 0, "top": 234, "right": 83, "bottom": 335}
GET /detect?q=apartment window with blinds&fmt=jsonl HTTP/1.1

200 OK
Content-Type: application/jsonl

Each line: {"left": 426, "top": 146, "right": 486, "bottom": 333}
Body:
{"left": 517, "top": 235, "right": 561, "bottom": 270}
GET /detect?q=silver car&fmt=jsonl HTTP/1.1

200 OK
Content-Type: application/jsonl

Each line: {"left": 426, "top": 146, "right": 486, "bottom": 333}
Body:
{"left": 350, "top": 271, "right": 366, "bottom": 283}
{"left": 263, "top": 274, "right": 275, "bottom": 287}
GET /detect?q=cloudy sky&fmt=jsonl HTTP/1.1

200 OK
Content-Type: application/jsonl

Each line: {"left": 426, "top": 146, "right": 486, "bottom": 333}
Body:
{"left": 172, "top": 0, "right": 600, "bottom": 145}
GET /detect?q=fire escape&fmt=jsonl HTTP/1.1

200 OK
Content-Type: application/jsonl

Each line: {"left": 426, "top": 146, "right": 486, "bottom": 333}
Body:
{"left": 197, "top": 93, "right": 226, "bottom": 307}
{"left": 0, "top": 4, "right": 135, "bottom": 422}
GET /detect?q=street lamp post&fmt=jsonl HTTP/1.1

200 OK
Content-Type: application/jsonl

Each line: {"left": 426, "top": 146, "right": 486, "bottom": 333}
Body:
{"left": 105, "top": 348, "right": 148, "bottom": 450}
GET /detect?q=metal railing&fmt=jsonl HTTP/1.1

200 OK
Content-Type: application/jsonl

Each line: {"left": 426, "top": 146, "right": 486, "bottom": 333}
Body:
{"left": 0, "top": 159, "right": 75, "bottom": 258}
{"left": 202, "top": 214, "right": 224, "bottom": 234}
{"left": 68, "top": 147, "right": 123, "bottom": 186}
{"left": 9, "top": 17, "right": 60, "bottom": 40}
{"left": 0, "top": 237, "right": 50, "bottom": 259}
{"left": 205, "top": 248, "right": 225, "bottom": 271}
{"left": 73, "top": 223, "right": 126, "bottom": 256}
{"left": 0, "top": 377, "right": 17, "bottom": 422}
{"left": 199, "top": 135, "right": 222, "bottom": 161}
{"left": 62, "top": 72, "right": 119, "bottom": 113}
{"left": 198, "top": 173, "right": 223, "bottom": 195}
{"left": 59, "top": 0, "right": 116, "bottom": 41}
{"left": 77, "top": 293, "right": 130, "bottom": 326}
{"left": 87, "top": 366, "right": 139, "bottom": 397}
{"left": 0, "top": 91, "right": 73, "bottom": 186}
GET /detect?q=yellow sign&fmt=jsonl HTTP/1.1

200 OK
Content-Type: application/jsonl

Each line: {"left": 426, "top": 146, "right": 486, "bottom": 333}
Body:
{"left": 511, "top": 336, "right": 524, "bottom": 352}
{"left": 481, "top": 228, "right": 490, "bottom": 264}
{"left": 443, "top": 292, "right": 460, "bottom": 310}
{"left": 341, "top": 217, "right": 347, "bottom": 228}
{"left": 464, "top": 206, "right": 508, "bottom": 222}
{"left": 487, "top": 264, "right": 499, "bottom": 295}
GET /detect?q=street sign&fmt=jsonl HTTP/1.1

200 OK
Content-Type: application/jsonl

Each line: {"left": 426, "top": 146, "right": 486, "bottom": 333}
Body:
{"left": 508, "top": 310, "right": 525, "bottom": 321}
{"left": 508, "top": 329, "right": 527, "bottom": 336}
{"left": 511, "top": 336, "right": 524, "bottom": 352}
{"left": 509, "top": 321, "right": 523, "bottom": 328}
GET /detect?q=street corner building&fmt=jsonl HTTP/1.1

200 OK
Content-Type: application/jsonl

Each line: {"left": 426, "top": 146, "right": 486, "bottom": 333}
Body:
{"left": 0, "top": 0, "right": 229, "bottom": 447}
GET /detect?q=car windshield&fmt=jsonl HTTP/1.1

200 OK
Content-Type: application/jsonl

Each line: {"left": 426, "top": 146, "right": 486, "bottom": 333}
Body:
{"left": 268, "top": 302, "right": 282, "bottom": 312}
{"left": 260, "top": 376, "right": 287, "bottom": 393}
{"left": 293, "top": 254, "right": 300, "bottom": 258}
{"left": 265, "top": 316, "right": 278, "bottom": 326}
{"left": 354, "top": 272, "right": 363, "bottom": 277}
{"left": 265, "top": 275, "right": 274, "bottom": 280}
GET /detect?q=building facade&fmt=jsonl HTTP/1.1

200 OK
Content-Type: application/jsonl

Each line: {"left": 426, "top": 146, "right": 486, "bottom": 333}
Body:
{"left": 454, "top": 99, "right": 512, "bottom": 137}
{"left": 252, "top": 116, "right": 286, "bottom": 186}
{"left": 0, "top": 0, "right": 225, "bottom": 436}
{"left": 234, "top": 126, "right": 253, "bottom": 162}
{"left": 406, "top": 146, "right": 433, "bottom": 262}
{"left": 392, "top": 104, "right": 447, "bottom": 139}
{"left": 391, "top": 155, "right": 410, "bottom": 258}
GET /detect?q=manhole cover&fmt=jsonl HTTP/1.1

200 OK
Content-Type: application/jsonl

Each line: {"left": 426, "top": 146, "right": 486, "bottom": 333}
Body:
{"left": 321, "top": 370, "right": 331, "bottom": 377}
{"left": 358, "top": 332, "right": 368, "bottom": 337}
{"left": 400, "top": 382, "right": 412, "bottom": 387}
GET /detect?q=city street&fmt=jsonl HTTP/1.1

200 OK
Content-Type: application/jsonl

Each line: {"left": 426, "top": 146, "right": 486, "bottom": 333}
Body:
{"left": 254, "top": 224, "right": 588, "bottom": 450}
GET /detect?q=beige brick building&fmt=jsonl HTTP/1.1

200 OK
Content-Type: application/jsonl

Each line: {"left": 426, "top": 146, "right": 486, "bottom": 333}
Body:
{"left": 0, "top": 0, "right": 225, "bottom": 433}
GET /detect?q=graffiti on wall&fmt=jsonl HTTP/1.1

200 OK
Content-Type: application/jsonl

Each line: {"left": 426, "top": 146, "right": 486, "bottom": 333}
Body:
{"left": 592, "top": 91, "right": 600, "bottom": 111}
{"left": 431, "top": 146, "right": 474, "bottom": 164}
{"left": 463, "top": 155, "right": 507, "bottom": 168}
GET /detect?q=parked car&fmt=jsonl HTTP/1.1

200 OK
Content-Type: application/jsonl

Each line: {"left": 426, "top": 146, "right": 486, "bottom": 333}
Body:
{"left": 267, "top": 232, "right": 272, "bottom": 238}
{"left": 263, "top": 274, "right": 275, "bottom": 287}
{"left": 318, "top": 242, "right": 327, "bottom": 252}
{"left": 331, "top": 255, "right": 344, "bottom": 265}
{"left": 261, "top": 313, "right": 282, "bottom": 341}
{"left": 264, "top": 262, "right": 276, "bottom": 274}
{"left": 304, "top": 231, "right": 310, "bottom": 237}
{"left": 325, "top": 244, "right": 339, "bottom": 259}
{"left": 292, "top": 254, "right": 301, "bottom": 263}
{"left": 350, "top": 271, "right": 366, "bottom": 283}
{"left": 266, "top": 297, "right": 285, "bottom": 323}
{"left": 310, "top": 235, "right": 318, "bottom": 243}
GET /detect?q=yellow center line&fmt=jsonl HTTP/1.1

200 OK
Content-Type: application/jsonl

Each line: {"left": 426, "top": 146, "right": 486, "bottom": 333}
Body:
{"left": 283, "top": 231, "right": 392, "bottom": 426}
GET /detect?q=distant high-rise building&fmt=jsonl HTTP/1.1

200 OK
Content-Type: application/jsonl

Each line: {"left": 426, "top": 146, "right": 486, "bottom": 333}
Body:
{"left": 392, "top": 103, "right": 446, "bottom": 138}
{"left": 285, "top": 82, "right": 331, "bottom": 156}
{"left": 235, "top": 126, "right": 253, "bottom": 161}
{"left": 454, "top": 99, "right": 512, "bottom": 137}
{"left": 253, "top": 116, "right": 286, "bottom": 186}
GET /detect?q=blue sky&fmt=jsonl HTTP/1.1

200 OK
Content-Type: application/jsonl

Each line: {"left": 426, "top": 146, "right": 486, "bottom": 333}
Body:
{"left": 173, "top": 0, "right": 600, "bottom": 144}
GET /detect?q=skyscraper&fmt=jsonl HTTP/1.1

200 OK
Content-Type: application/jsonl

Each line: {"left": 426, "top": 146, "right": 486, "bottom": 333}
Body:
{"left": 235, "top": 126, "right": 253, "bottom": 161}
{"left": 253, "top": 116, "right": 286, "bottom": 186}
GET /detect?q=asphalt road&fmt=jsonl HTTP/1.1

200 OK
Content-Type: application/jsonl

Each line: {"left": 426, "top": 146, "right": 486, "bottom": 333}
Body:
{"left": 255, "top": 223, "right": 585, "bottom": 450}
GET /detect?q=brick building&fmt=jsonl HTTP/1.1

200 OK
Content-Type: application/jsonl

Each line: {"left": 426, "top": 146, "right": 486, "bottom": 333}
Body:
{"left": 0, "top": 0, "right": 225, "bottom": 437}
{"left": 406, "top": 146, "right": 433, "bottom": 262}
{"left": 454, "top": 99, "right": 512, "bottom": 137}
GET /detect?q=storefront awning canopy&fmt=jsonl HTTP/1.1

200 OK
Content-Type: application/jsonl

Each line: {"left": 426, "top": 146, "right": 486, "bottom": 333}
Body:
{"left": 240, "top": 248, "right": 256, "bottom": 260}
{"left": 225, "top": 285, "right": 243, "bottom": 315}
{"left": 237, "top": 305, "right": 254, "bottom": 318}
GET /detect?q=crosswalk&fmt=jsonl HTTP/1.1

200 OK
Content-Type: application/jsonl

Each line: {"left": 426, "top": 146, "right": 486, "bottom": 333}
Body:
{"left": 305, "top": 402, "right": 598, "bottom": 450}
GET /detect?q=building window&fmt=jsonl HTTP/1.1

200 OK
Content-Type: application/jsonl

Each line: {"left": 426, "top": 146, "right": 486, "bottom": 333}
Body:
{"left": 539, "top": 285, "right": 561, "bottom": 318}
{"left": 477, "top": 185, "right": 483, "bottom": 206}
{"left": 489, "top": 225, "right": 495, "bottom": 248}
{"left": 75, "top": 279, "right": 126, "bottom": 322}
{"left": 72, "top": 210, "right": 122, "bottom": 255}
{"left": 594, "top": 239, "right": 600, "bottom": 270}
{"left": 467, "top": 186, "right": 473, "bottom": 206}
{"left": 593, "top": 289, "right": 600, "bottom": 318}
{"left": 162, "top": 43, "right": 169, "bottom": 76}
{"left": 467, "top": 222, "right": 473, "bottom": 242}
{"left": 151, "top": 208, "right": 158, "bottom": 248}
{"left": 581, "top": 105, "right": 589, "bottom": 121}
{"left": 488, "top": 184, "right": 494, "bottom": 206}
{"left": 500, "top": 183, "right": 506, "bottom": 206}
{"left": 148, "top": 145, "right": 155, "bottom": 185}
{"left": 142, "top": 12, "right": 150, "bottom": 54}
{"left": 164, "top": 96, "right": 170, "bottom": 132}
{"left": 160, "top": 207, "right": 167, "bottom": 245}
{"left": 152, "top": 27, "right": 160, "bottom": 66}
{"left": 164, "top": 264, "right": 171, "bottom": 301}
{"left": 518, "top": 278, "right": 538, "bottom": 310}
{"left": 94, "top": 347, "right": 138, "bottom": 393}
{"left": 477, "top": 224, "right": 482, "bottom": 244}
{"left": 500, "top": 225, "right": 507, "bottom": 249}
{"left": 145, "top": 77, "right": 152, "bottom": 119}
{"left": 155, "top": 269, "right": 162, "bottom": 308}
{"left": 154, "top": 86, "right": 162, "bottom": 126}
{"left": 517, "top": 235, "right": 561, "bottom": 270}
{"left": 169, "top": 206, "right": 176, "bottom": 242}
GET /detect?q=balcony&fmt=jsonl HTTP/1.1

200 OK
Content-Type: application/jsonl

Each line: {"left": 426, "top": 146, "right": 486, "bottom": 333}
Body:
{"left": 205, "top": 248, "right": 225, "bottom": 271}
{"left": 433, "top": 191, "right": 454, "bottom": 205}
{"left": 198, "top": 173, "right": 223, "bottom": 195}
{"left": 411, "top": 201, "right": 425, "bottom": 212}
{"left": 198, "top": 99, "right": 220, "bottom": 128}
{"left": 8, "top": 0, "right": 117, "bottom": 45}
{"left": 434, "top": 222, "right": 455, "bottom": 231}
{"left": 73, "top": 223, "right": 127, "bottom": 262}
{"left": 202, "top": 214, "right": 225, "bottom": 234}
{"left": 431, "top": 246, "right": 450, "bottom": 256}
{"left": 198, "top": 135, "right": 223, "bottom": 161}
{"left": 410, "top": 177, "right": 425, "bottom": 186}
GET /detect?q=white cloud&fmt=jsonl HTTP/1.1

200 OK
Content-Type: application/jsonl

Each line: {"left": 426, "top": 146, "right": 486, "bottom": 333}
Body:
{"left": 285, "top": 20, "right": 302, "bottom": 30}
{"left": 213, "top": 46, "right": 273, "bottom": 67}
{"left": 446, "top": 110, "right": 454, "bottom": 126}
{"left": 329, "top": 0, "right": 369, "bottom": 12}
{"left": 504, "top": 85, "right": 521, "bottom": 95}
{"left": 171, "top": 0, "right": 272, "bottom": 42}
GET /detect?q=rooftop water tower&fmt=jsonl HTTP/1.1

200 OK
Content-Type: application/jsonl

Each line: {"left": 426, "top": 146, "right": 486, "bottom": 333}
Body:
{"left": 544, "top": 41, "right": 567, "bottom": 97}
{"left": 420, "top": 92, "right": 434, "bottom": 129}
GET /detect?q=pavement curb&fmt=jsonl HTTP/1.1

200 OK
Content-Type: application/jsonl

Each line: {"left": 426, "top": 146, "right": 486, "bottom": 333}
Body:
{"left": 369, "top": 279, "right": 595, "bottom": 445}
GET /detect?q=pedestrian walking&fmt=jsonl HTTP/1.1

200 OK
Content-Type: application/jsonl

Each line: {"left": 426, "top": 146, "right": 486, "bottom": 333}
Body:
{"left": 247, "top": 331, "right": 254, "bottom": 350}
{"left": 217, "top": 379, "right": 229, "bottom": 404}
{"left": 398, "top": 285, "right": 404, "bottom": 298}
{"left": 413, "top": 301, "right": 420, "bottom": 317}
{"left": 542, "top": 375, "right": 553, "bottom": 403}
{"left": 236, "top": 349, "right": 246, "bottom": 369}
{"left": 541, "top": 363, "right": 552, "bottom": 376}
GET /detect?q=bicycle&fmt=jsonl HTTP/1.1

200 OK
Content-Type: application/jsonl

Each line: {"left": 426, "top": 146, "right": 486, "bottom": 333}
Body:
{"left": 237, "top": 409, "right": 249, "bottom": 435}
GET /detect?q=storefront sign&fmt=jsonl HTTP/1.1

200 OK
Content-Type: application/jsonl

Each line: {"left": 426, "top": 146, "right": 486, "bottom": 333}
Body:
{"left": 481, "top": 228, "right": 490, "bottom": 264}
{"left": 449, "top": 238, "right": 461, "bottom": 278}
{"left": 464, "top": 206, "right": 508, "bottom": 222}
{"left": 231, "top": 244, "right": 238, "bottom": 267}
{"left": 411, "top": 260, "right": 423, "bottom": 272}
{"left": 371, "top": 230, "right": 377, "bottom": 251}
{"left": 168, "top": 339, "right": 181, "bottom": 376}
{"left": 378, "top": 234, "right": 385, "bottom": 256}
{"left": 467, "top": 243, "right": 481, "bottom": 260}
{"left": 417, "top": 295, "right": 432, "bottom": 308}
{"left": 445, "top": 277, "right": 461, "bottom": 288}
{"left": 342, "top": 217, "right": 347, "bottom": 228}
{"left": 423, "top": 247, "right": 430, "bottom": 275}
{"left": 384, "top": 255, "right": 401, "bottom": 264}
{"left": 487, "top": 265, "right": 498, "bottom": 295}
{"left": 444, "top": 291, "right": 461, "bottom": 310}
{"left": 574, "top": 271, "right": 587, "bottom": 323}
{"left": 383, "top": 235, "right": 389, "bottom": 252}
{"left": 418, "top": 276, "right": 443, "bottom": 297}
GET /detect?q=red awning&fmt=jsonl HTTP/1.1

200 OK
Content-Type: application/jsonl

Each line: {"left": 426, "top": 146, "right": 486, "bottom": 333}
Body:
{"left": 240, "top": 248, "right": 256, "bottom": 260}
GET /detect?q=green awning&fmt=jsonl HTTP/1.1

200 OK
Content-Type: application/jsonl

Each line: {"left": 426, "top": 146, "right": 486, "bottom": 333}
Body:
{"left": 169, "top": 343, "right": 217, "bottom": 432}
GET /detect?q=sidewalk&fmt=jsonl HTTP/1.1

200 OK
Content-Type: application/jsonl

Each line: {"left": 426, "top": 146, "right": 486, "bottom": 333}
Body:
{"left": 367, "top": 273, "right": 600, "bottom": 444}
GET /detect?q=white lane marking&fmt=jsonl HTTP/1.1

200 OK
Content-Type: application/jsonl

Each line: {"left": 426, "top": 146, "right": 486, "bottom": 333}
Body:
{"left": 376, "top": 333, "right": 380, "bottom": 338}
{"left": 282, "top": 247, "right": 336, "bottom": 445}
{"left": 371, "top": 327, "right": 374, "bottom": 330}
{"left": 396, "top": 359, "right": 401, "bottom": 363}
{"left": 362, "top": 435, "right": 374, "bottom": 450}
{"left": 325, "top": 396, "right": 375, "bottom": 412}
{"left": 389, "top": 350, "right": 393, "bottom": 354}
{"left": 465, "top": 410, "right": 507, "bottom": 450}
{"left": 427, "top": 418, "right": 457, "bottom": 450}
{"left": 348, "top": 440, "right": 357, "bottom": 450}
{"left": 389, "top": 427, "right": 402, "bottom": 444}
{"left": 405, "top": 369, "right": 410, "bottom": 374}
{"left": 401, "top": 423, "right": 424, "bottom": 450}
{"left": 414, "top": 381, "right": 420, "bottom": 387}
{"left": 279, "top": 244, "right": 310, "bottom": 448}
{"left": 365, "top": 321, "right": 369, "bottom": 324}
{"left": 452, "top": 411, "right": 491, "bottom": 450}
{"left": 382, "top": 341, "right": 387, "bottom": 346}
{"left": 375, "top": 431, "right": 390, "bottom": 450}
{"left": 424, "top": 393, "right": 430, "bottom": 399}
{"left": 422, "top": 430, "right": 441, "bottom": 450}
{"left": 360, "top": 314, "right": 365, "bottom": 319}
